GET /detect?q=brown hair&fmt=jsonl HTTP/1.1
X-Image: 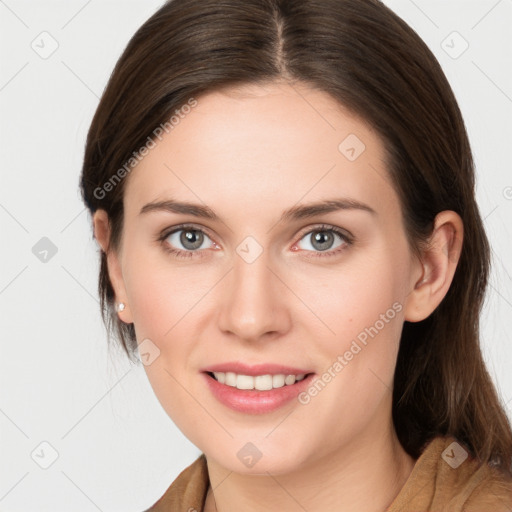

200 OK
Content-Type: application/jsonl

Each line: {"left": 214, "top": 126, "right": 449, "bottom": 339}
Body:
{"left": 80, "top": 0, "right": 512, "bottom": 475}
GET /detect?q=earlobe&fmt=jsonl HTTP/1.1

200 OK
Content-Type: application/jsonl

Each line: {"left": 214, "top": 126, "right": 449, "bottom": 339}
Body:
{"left": 92, "top": 210, "right": 133, "bottom": 324}
{"left": 403, "top": 211, "right": 463, "bottom": 323}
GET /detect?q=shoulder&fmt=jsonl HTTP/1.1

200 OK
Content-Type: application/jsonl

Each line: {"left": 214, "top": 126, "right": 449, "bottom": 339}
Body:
{"left": 143, "top": 453, "right": 209, "bottom": 512}
{"left": 459, "top": 460, "right": 512, "bottom": 512}
{"left": 389, "top": 436, "right": 512, "bottom": 512}
{"left": 431, "top": 437, "right": 512, "bottom": 511}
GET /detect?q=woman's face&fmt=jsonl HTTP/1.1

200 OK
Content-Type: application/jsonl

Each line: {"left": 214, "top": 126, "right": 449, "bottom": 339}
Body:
{"left": 107, "top": 81, "right": 423, "bottom": 474}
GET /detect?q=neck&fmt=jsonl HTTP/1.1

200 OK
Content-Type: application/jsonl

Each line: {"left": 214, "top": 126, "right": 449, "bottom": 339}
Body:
{"left": 204, "top": 421, "right": 416, "bottom": 512}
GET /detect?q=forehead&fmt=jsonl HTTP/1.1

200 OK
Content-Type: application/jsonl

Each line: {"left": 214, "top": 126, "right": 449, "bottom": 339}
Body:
{"left": 123, "top": 81, "right": 398, "bottom": 223}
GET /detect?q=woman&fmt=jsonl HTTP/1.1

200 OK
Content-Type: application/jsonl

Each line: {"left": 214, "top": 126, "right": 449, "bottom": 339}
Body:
{"left": 80, "top": 0, "right": 512, "bottom": 510}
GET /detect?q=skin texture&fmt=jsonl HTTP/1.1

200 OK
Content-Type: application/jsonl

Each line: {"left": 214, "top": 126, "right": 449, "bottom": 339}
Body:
{"left": 93, "top": 81, "right": 463, "bottom": 512}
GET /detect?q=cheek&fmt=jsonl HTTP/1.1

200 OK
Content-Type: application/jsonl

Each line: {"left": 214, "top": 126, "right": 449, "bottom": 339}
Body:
{"left": 125, "top": 271, "right": 172, "bottom": 340}
{"left": 306, "top": 251, "right": 406, "bottom": 399}
{"left": 296, "top": 283, "right": 404, "bottom": 449}
{"left": 313, "top": 257, "right": 403, "bottom": 345}
{"left": 122, "top": 240, "right": 200, "bottom": 339}
{"left": 120, "top": 245, "right": 211, "bottom": 425}
{"left": 122, "top": 255, "right": 203, "bottom": 435}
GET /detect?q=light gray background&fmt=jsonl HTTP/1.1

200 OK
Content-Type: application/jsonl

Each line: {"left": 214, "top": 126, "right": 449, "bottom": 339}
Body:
{"left": 1, "top": 1, "right": 511, "bottom": 510}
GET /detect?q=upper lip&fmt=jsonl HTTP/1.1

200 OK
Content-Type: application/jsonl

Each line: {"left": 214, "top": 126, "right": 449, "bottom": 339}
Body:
{"left": 201, "top": 362, "right": 313, "bottom": 376}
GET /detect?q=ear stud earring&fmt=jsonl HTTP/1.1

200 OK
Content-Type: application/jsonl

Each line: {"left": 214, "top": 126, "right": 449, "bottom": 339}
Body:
{"left": 116, "top": 302, "right": 126, "bottom": 312}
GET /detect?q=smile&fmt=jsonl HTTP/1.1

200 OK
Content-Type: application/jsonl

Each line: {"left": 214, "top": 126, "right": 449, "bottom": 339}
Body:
{"left": 210, "top": 371, "right": 306, "bottom": 390}
{"left": 202, "top": 369, "right": 315, "bottom": 414}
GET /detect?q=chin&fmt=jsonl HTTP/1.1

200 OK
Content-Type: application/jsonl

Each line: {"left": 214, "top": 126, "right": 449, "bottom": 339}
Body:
{"left": 201, "top": 438, "right": 312, "bottom": 476}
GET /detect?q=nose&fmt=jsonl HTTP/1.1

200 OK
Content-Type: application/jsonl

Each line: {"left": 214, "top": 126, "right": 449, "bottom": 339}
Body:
{"left": 216, "top": 249, "right": 292, "bottom": 343}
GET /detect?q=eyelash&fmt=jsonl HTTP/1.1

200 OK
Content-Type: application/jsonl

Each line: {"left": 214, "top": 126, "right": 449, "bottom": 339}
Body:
{"left": 157, "top": 223, "right": 353, "bottom": 260}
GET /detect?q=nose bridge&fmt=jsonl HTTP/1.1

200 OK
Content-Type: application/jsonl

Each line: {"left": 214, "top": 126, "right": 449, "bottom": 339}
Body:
{"left": 217, "top": 244, "right": 290, "bottom": 340}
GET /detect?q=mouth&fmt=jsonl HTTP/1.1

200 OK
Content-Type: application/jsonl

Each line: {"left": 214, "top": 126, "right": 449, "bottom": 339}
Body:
{"left": 201, "top": 368, "right": 316, "bottom": 414}
{"left": 206, "top": 371, "right": 312, "bottom": 391}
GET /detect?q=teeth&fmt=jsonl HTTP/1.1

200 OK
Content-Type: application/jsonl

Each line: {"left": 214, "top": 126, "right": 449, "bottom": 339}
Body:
{"left": 225, "top": 372, "right": 237, "bottom": 387}
{"left": 212, "top": 372, "right": 307, "bottom": 390}
{"left": 272, "top": 374, "right": 285, "bottom": 388}
{"left": 237, "top": 374, "right": 255, "bottom": 390}
{"left": 284, "top": 374, "right": 296, "bottom": 385}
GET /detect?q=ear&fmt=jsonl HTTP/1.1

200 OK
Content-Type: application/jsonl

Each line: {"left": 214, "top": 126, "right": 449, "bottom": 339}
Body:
{"left": 92, "top": 209, "right": 133, "bottom": 324}
{"left": 403, "top": 210, "right": 463, "bottom": 322}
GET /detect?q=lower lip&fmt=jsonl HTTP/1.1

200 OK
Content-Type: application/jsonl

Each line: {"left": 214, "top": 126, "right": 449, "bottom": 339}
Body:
{"left": 202, "top": 372, "right": 315, "bottom": 414}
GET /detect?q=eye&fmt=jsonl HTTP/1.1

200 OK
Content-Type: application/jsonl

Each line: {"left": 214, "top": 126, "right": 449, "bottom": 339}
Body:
{"left": 158, "top": 224, "right": 217, "bottom": 259}
{"left": 158, "top": 223, "right": 352, "bottom": 260}
{"left": 294, "top": 224, "right": 352, "bottom": 258}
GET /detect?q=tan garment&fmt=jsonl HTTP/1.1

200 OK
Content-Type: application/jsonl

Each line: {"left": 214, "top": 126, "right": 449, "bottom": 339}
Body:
{"left": 145, "top": 436, "right": 512, "bottom": 511}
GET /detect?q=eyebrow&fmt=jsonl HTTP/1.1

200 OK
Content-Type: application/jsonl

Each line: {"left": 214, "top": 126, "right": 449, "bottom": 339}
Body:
{"left": 139, "top": 197, "right": 377, "bottom": 222}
